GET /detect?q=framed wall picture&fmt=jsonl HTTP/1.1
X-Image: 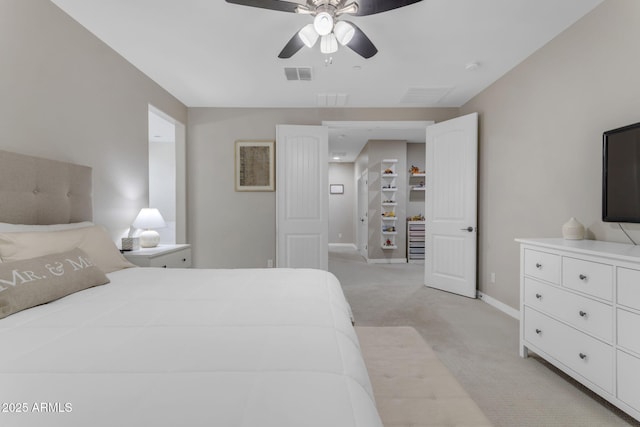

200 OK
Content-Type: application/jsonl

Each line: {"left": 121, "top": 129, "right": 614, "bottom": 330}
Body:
{"left": 235, "top": 140, "right": 275, "bottom": 191}
{"left": 330, "top": 184, "right": 344, "bottom": 194}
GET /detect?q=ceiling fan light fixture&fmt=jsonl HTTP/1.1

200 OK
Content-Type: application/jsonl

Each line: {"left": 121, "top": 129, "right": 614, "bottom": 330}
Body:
{"left": 336, "top": 2, "right": 359, "bottom": 16}
{"left": 298, "top": 24, "right": 319, "bottom": 48}
{"left": 295, "top": 5, "right": 314, "bottom": 14}
{"left": 314, "top": 12, "right": 334, "bottom": 36}
{"left": 334, "top": 21, "right": 355, "bottom": 45}
{"left": 320, "top": 33, "right": 338, "bottom": 54}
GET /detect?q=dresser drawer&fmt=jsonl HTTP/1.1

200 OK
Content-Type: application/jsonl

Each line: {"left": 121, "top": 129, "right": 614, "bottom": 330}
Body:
{"left": 618, "top": 267, "right": 640, "bottom": 311}
{"left": 147, "top": 248, "right": 192, "bottom": 268}
{"left": 617, "top": 308, "right": 640, "bottom": 355}
{"left": 617, "top": 351, "right": 640, "bottom": 411}
{"left": 524, "top": 278, "right": 613, "bottom": 342}
{"left": 524, "top": 249, "right": 561, "bottom": 284}
{"left": 562, "top": 257, "right": 613, "bottom": 301}
{"left": 524, "top": 307, "right": 613, "bottom": 393}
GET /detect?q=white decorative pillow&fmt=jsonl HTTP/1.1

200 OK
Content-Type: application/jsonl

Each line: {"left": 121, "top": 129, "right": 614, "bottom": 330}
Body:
{"left": 0, "top": 248, "right": 110, "bottom": 319}
{"left": 0, "top": 221, "right": 94, "bottom": 233}
{"left": 0, "top": 225, "right": 135, "bottom": 274}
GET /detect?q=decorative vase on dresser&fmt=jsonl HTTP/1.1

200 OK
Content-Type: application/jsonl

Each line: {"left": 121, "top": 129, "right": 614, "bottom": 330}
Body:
{"left": 517, "top": 238, "right": 640, "bottom": 422}
{"left": 562, "top": 217, "right": 585, "bottom": 240}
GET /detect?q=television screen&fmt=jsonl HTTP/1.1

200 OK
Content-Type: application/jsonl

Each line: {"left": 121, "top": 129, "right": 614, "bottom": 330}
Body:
{"left": 603, "top": 122, "right": 640, "bottom": 223}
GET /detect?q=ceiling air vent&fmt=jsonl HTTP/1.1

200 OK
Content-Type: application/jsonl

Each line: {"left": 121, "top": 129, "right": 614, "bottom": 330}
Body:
{"left": 284, "top": 67, "right": 313, "bottom": 81}
{"left": 317, "top": 93, "right": 348, "bottom": 107}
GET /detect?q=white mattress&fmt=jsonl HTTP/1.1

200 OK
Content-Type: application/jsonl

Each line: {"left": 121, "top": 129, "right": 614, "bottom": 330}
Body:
{"left": 0, "top": 267, "right": 382, "bottom": 427}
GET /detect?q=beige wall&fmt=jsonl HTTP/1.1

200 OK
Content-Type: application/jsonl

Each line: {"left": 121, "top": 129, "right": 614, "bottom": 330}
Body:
{"left": 1, "top": 0, "right": 187, "bottom": 238}
{"left": 187, "top": 108, "right": 458, "bottom": 268}
{"left": 329, "top": 163, "right": 356, "bottom": 245}
{"left": 461, "top": 0, "right": 640, "bottom": 310}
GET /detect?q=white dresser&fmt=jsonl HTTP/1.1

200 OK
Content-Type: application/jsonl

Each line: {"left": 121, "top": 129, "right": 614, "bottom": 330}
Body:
{"left": 517, "top": 238, "right": 640, "bottom": 421}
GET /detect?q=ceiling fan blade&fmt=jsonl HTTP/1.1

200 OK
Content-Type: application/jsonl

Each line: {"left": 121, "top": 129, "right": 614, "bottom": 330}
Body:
{"left": 278, "top": 30, "right": 305, "bottom": 58}
{"left": 352, "top": 0, "right": 423, "bottom": 16}
{"left": 225, "top": 0, "right": 299, "bottom": 13}
{"left": 343, "top": 22, "right": 378, "bottom": 59}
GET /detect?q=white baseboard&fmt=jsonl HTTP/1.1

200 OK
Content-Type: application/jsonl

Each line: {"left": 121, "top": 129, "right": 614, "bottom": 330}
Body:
{"left": 329, "top": 243, "right": 357, "bottom": 250}
{"left": 477, "top": 291, "right": 520, "bottom": 320}
{"left": 367, "top": 258, "right": 408, "bottom": 264}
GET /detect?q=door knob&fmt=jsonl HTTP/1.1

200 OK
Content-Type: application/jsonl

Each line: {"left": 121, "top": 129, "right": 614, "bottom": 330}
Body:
{"left": 460, "top": 226, "right": 474, "bottom": 232}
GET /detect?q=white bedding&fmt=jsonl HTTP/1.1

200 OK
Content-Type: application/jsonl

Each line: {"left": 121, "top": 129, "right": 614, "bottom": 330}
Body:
{"left": 0, "top": 267, "right": 382, "bottom": 427}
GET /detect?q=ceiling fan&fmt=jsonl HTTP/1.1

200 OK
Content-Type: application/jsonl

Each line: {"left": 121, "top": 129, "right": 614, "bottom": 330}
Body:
{"left": 225, "top": 0, "right": 424, "bottom": 59}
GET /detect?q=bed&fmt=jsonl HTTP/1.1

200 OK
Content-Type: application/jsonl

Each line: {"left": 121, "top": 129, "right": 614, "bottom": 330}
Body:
{"left": 0, "top": 150, "right": 382, "bottom": 427}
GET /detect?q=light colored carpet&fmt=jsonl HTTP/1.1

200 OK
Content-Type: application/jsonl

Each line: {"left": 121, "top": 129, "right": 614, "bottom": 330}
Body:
{"left": 357, "top": 326, "right": 493, "bottom": 427}
{"left": 330, "top": 246, "right": 640, "bottom": 427}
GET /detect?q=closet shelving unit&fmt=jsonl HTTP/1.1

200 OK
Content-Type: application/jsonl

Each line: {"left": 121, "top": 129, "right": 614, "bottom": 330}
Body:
{"left": 409, "top": 171, "right": 426, "bottom": 192}
{"left": 407, "top": 220, "right": 426, "bottom": 263}
{"left": 381, "top": 159, "right": 398, "bottom": 250}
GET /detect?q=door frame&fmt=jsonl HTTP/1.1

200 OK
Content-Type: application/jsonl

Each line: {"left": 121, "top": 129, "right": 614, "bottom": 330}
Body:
{"left": 324, "top": 120, "right": 433, "bottom": 257}
{"left": 357, "top": 169, "right": 368, "bottom": 259}
{"left": 148, "top": 104, "right": 187, "bottom": 244}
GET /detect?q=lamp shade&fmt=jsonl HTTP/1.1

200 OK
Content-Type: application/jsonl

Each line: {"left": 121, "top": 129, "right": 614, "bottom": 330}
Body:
{"left": 313, "top": 12, "right": 334, "bottom": 36}
{"left": 132, "top": 208, "right": 166, "bottom": 230}
{"left": 320, "top": 33, "right": 338, "bottom": 54}
{"left": 334, "top": 21, "right": 355, "bottom": 46}
{"left": 298, "top": 24, "right": 319, "bottom": 48}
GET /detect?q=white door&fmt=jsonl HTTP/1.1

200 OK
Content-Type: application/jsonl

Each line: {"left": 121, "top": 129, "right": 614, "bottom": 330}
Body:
{"left": 357, "top": 170, "right": 368, "bottom": 259}
{"left": 425, "top": 113, "right": 478, "bottom": 298}
{"left": 276, "top": 125, "right": 329, "bottom": 269}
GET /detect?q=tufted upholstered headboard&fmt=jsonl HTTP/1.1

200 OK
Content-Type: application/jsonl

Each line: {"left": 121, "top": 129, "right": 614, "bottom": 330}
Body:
{"left": 0, "top": 150, "right": 92, "bottom": 225}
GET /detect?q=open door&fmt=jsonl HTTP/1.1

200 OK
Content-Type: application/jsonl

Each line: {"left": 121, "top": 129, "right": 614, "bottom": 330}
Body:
{"left": 276, "top": 125, "right": 329, "bottom": 269}
{"left": 357, "top": 170, "right": 368, "bottom": 259}
{"left": 425, "top": 113, "right": 478, "bottom": 298}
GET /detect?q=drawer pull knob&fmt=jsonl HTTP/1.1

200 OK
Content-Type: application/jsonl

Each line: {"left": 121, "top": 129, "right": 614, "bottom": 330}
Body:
{"left": 579, "top": 310, "right": 587, "bottom": 317}
{"left": 535, "top": 329, "right": 542, "bottom": 335}
{"left": 535, "top": 293, "right": 542, "bottom": 299}
{"left": 579, "top": 353, "right": 587, "bottom": 360}
{"left": 579, "top": 274, "right": 587, "bottom": 281}
{"left": 535, "top": 263, "right": 542, "bottom": 269}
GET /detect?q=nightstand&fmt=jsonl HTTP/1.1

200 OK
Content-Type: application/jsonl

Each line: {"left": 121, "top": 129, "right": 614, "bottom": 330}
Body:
{"left": 122, "top": 244, "right": 192, "bottom": 268}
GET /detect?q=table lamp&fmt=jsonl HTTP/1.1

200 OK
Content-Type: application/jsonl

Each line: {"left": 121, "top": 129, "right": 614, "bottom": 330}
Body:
{"left": 132, "top": 208, "right": 166, "bottom": 248}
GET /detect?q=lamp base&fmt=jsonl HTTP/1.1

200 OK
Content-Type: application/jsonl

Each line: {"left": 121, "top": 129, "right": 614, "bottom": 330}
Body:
{"left": 139, "top": 229, "right": 160, "bottom": 248}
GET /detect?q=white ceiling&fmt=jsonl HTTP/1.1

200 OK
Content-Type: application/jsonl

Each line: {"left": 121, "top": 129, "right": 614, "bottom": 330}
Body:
{"left": 52, "top": 0, "right": 602, "bottom": 162}
{"left": 50, "top": 0, "right": 603, "bottom": 109}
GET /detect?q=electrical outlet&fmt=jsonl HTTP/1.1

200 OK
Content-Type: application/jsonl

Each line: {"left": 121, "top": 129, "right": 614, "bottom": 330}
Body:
{"left": 267, "top": 259, "right": 273, "bottom": 268}
{"left": 338, "top": 233, "right": 342, "bottom": 239}
{"left": 490, "top": 272, "right": 496, "bottom": 283}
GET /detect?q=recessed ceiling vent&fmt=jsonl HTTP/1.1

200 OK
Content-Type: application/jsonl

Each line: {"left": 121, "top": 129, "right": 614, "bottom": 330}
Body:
{"left": 400, "top": 87, "right": 454, "bottom": 105}
{"left": 317, "top": 93, "right": 348, "bottom": 107}
{"left": 284, "top": 67, "right": 313, "bottom": 81}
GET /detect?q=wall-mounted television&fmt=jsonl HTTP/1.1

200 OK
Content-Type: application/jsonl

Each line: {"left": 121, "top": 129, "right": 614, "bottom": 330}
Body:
{"left": 603, "top": 122, "right": 640, "bottom": 223}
